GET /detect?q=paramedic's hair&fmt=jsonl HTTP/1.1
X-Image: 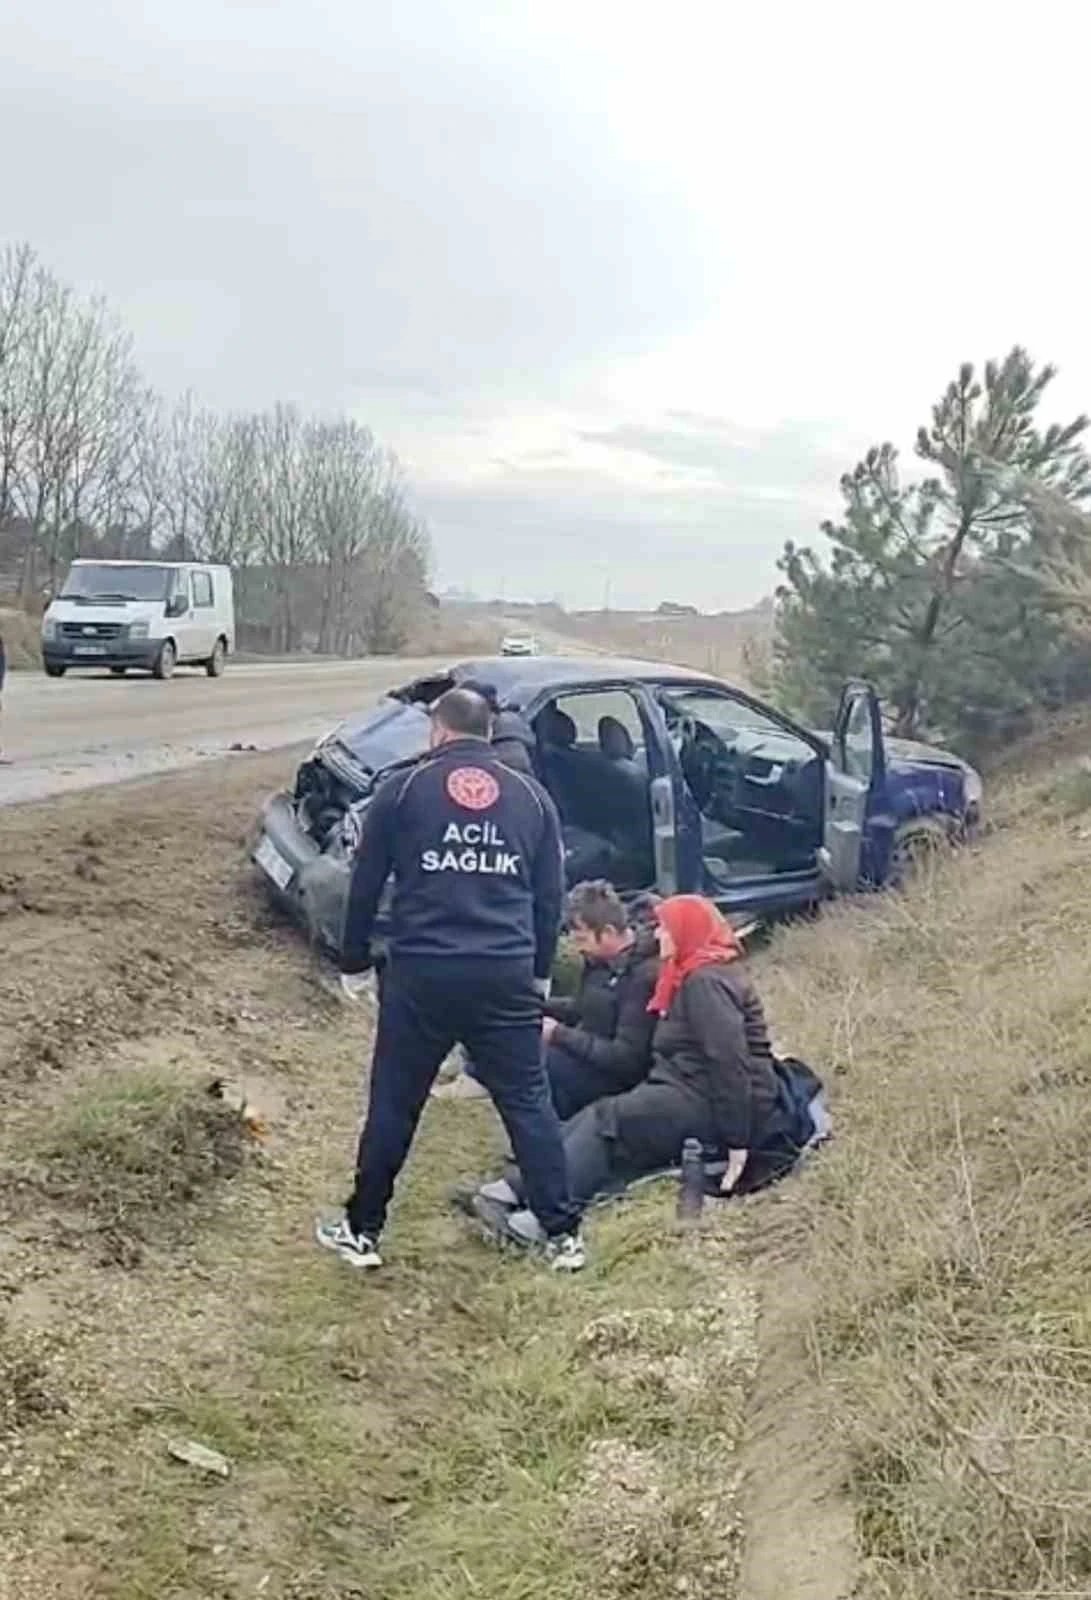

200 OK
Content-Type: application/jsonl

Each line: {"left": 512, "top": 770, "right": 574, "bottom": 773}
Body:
{"left": 566, "top": 880, "right": 629, "bottom": 935}
{"left": 431, "top": 687, "right": 493, "bottom": 739}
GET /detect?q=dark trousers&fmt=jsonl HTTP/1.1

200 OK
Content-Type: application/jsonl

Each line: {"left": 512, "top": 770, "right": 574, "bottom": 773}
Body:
{"left": 347, "top": 957, "right": 581, "bottom": 1241}
{"left": 507, "top": 1068, "right": 816, "bottom": 1210}
{"left": 545, "top": 1042, "right": 630, "bottom": 1123}
{"left": 468, "top": 1041, "right": 643, "bottom": 1123}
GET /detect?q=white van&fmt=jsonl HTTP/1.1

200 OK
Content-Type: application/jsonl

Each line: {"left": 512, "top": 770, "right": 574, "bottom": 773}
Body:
{"left": 41, "top": 560, "right": 236, "bottom": 680}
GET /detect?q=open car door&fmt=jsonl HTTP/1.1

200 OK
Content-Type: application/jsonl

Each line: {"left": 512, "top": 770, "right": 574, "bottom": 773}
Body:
{"left": 820, "top": 680, "right": 883, "bottom": 893}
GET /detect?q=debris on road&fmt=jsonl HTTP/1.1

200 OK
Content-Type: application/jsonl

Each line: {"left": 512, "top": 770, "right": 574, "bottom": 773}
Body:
{"left": 207, "top": 1076, "right": 270, "bottom": 1139}
{"left": 167, "top": 1439, "right": 232, "bottom": 1478}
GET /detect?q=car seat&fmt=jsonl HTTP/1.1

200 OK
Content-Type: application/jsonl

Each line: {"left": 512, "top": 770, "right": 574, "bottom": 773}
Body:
{"left": 595, "top": 715, "right": 654, "bottom": 885}
{"left": 533, "top": 703, "right": 620, "bottom": 877}
{"left": 597, "top": 715, "right": 635, "bottom": 763}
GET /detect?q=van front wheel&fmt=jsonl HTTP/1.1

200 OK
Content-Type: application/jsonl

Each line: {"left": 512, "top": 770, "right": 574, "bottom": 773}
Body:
{"left": 205, "top": 638, "right": 226, "bottom": 678}
{"left": 152, "top": 640, "right": 176, "bottom": 680}
{"left": 44, "top": 663, "right": 66, "bottom": 678}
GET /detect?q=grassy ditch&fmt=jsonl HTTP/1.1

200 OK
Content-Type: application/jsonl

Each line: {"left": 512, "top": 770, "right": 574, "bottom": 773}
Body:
{"left": 753, "top": 770, "right": 1091, "bottom": 1598}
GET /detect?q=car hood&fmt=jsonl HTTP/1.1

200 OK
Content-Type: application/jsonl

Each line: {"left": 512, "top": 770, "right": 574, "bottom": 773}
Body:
{"left": 884, "top": 735, "right": 974, "bottom": 776}
{"left": 813, "top": 728, "right": 975, "bottom": 777}
{"left": 325, "top": 696, "right": 432, "bottom": 779}
{"left": 46, "top": 598, "right": 164, "bottom": 625}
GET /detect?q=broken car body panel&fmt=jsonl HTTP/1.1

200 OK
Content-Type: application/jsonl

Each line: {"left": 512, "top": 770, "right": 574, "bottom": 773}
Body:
{"left": 252, "top": 655, "right": 983, "bottom": 954}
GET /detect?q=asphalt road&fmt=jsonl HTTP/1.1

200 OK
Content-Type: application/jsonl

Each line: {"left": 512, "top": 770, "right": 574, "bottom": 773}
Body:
{"left": 0, "top": 658, "right": 446, "bottom": 806}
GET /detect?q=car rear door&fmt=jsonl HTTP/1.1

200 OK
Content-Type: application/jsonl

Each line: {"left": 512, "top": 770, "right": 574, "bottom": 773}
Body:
{"left": 821, "top": 680, "right": 884, "bottom": 892}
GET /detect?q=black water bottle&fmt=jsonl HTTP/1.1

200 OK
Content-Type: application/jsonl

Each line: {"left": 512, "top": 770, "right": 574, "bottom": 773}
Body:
{"left": 677, "top": 1138, "right": 706, "bottom": 1223}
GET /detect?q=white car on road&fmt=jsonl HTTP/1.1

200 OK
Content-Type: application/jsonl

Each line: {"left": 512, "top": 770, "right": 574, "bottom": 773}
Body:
{"left": 499, "top": 634, "right": 538, "bottom": 657}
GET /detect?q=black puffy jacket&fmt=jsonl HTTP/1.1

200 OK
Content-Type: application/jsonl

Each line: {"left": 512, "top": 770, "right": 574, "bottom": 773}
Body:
{"left": 546, "top": 929, "right": 659, "bottom": 1091}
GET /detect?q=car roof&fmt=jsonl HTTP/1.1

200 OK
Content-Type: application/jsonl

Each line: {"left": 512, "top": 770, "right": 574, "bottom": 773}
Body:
{"left": 69, "top": 559, "right": 226, "bottom": 569}
{"left": 448, "top": 654, "right": 722, "bottom": 707}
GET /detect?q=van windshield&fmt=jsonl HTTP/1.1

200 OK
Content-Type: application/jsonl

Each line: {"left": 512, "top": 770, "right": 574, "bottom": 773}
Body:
{"left": 60, "top": 564, "right": 172, "bottom": 602}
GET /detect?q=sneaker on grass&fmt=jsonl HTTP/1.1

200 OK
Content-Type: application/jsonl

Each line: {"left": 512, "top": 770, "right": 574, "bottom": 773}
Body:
{"left": 490, "top": 1205, "right": 588, "bottom": 1273}
{"left": 314, "top": 1216, "right": 383, "bottom": 1270}
{"left": 544, "top": 1231, "right": 587, "bottom": 1273}
{"left": 430, "top": 1072, "right": 489, "bottom": 1101}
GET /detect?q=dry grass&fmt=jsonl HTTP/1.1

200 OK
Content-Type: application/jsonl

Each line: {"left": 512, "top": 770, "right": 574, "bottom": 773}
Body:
{"left": 557, "top": 606, "right": 772, "bottom": 683}
{"left": 752, "top": 765, "right": 1091, "bottom": 1598}
{"left": 4, "top": 716, "right": 1091, "bottom": 1598}
{"left": 402, "top": 605, "right": 503, "bottom": 659}
{"left": 0, "top": 757, "right": 760, "bottom": 1600}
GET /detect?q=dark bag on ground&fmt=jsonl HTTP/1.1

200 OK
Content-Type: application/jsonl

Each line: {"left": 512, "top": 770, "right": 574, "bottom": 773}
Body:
{"left": 702, "top": 1054, "right": 830, "bottom": 1197}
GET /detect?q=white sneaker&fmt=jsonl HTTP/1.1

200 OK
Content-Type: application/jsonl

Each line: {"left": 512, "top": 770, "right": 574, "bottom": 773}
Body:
{"left": 479, "top": 1178, "right": 520, "bottom": 1207}
{"left": 431, "top": 1073, "right": 489, "bottom": 1101}
{"left": 314, "top": 1216, "right": 383, "bottom": 1270}
{"left": 506, "top": 1210, "right": 586, "bottom": 1271}
{"left": 544, "top": 1231, "right": 587, "bottom": 1273}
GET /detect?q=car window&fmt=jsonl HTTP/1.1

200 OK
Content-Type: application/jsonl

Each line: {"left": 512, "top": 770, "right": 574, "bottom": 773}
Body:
{"left": 840, "top": 694, "right": 876, "bottom": 781}
{"left": 553, "top": 690, "right": 644, "bottom": 746}
{"left": 191, "top": 571, "right": 214, "bottom": 609}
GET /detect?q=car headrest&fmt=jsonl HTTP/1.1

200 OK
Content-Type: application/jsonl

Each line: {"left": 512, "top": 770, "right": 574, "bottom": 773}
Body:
{"left": 535, "top": 704, "right": 577, "bottom": 747}
{"left": 493, "top": 710, "right": 535, "bottom": 749}
{"left": 598, "top": 715, "right": 635, "bottom": 761}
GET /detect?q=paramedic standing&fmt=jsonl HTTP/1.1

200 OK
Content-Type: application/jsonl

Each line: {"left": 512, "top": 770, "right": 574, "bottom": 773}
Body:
{"left": 316, "top": 686, "right": 586, "bottom": 1272}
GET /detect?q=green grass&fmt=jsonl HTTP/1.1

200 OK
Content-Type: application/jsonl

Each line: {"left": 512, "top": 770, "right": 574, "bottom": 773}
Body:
{"left": 35, "top": 1068, "right": 255, "bottom": 1243}
{"left": 10, "top": 740, "right": 1091, "bottom": 1599}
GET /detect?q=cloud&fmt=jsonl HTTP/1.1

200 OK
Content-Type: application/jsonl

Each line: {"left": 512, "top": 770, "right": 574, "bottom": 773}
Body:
{"left": 4, "top": 2, "right": 1091, "bottom": 612}
{"left": 576, "top": 417, "right": 848, "bottom": 498}
{"left": 0, "top": 3, "right": 707, "bottom": 415}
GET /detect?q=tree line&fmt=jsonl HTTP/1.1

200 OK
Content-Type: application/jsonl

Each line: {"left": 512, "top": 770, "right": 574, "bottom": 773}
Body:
{"left": 0, "top": 243, "right": 431, "bottom": 653}
{"left": 770, "top": 347, "right": 1091, "bottom": 753}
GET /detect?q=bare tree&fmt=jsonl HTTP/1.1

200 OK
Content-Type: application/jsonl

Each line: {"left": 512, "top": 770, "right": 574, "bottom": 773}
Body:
{"left": 0, "top": 242, "right": 434, "bottom": 651}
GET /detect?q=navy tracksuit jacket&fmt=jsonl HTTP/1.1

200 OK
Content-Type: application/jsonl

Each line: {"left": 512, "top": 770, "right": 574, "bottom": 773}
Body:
{"left": 340, "top": 736, "right": 580, "bottom": 1240}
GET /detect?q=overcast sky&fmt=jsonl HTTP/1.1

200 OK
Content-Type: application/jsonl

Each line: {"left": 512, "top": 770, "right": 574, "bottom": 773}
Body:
{"left": 5, "top": 1, "right": 1090, "bottom": 608}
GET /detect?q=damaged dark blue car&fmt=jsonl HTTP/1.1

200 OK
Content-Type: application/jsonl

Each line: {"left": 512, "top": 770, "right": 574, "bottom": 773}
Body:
{"left": 252, "top": 655, "right": 983, "bottom": 953}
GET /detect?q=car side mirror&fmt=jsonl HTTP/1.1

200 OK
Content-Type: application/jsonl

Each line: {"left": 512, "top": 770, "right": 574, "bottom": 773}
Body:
{"left": 166, "top": 594, "right": 188, "bottom": 618}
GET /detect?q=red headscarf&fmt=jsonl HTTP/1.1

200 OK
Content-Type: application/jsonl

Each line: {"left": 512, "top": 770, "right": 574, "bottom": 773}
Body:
{"left": 647, "top": 894, "right": 742, "bottom": 1016}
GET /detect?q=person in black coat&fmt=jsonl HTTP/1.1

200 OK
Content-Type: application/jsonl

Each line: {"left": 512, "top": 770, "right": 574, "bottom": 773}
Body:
{"left": 321, "top": 686, "right": 585, "bottom": 1272}
{"left": 541, "top": 881, "right": 659, "bottom": 1120}
{"left": 475, "top": 895, "right": 828, "bottom": 1236}
{"left": 491, "top": 709, "right": 536, "bottom": 776}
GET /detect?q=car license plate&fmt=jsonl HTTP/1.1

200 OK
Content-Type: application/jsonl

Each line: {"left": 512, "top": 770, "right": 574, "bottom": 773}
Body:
{"left": 254, "top": 833, "right": 294, "bottom": 891}
{"left": 73, "top": 645, "right": 108, "bottom": 656}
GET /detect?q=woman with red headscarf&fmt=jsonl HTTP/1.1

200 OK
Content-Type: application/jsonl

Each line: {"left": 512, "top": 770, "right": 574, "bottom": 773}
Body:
{"left": 471, "top": 894, "right": 828, "bottom": 1242}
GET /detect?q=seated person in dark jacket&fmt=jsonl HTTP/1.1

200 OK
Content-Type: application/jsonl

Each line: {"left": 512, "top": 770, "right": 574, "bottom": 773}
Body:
{"left": 464, "top": 881, "right": 657, "bottom": 1114}
{"left": 474, "top": 894, "right": 828, "bottom": 1236}
{"left": 542, "top": 881, "right": 660, "bottom": 1121}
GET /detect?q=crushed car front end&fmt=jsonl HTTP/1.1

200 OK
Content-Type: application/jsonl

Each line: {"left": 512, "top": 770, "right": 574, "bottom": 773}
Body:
{"left": 252, "top": 698, "right": 433, "bottom": 951}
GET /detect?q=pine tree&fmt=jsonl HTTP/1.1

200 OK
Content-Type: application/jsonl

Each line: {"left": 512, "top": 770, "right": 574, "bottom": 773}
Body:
{"left": 773, "top": 348, "right": 1091, "bottom": 746}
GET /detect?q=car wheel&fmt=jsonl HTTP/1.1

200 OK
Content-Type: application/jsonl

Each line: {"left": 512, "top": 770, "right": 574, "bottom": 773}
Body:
{"left": 205, "top": 638, "right": 226, "bottom": 677}
{"left": 889, "top": 818, "right": 950, "bottom": 887}
{"left": 152, "top": 639, "right": 176, "bottom": 680}
{"left": 110, "top": 666, "right": 128, "bottom": 676}
{"left": 44, "top": 663, "right": 66, "bottom": 678}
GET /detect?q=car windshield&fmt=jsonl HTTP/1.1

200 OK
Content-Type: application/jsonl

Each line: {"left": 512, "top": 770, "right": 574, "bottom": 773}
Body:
{"left": 661, "top": 689, "right": 789, "bottom": 743}
{"left": 334, "top": 701, "right": 432, "bottom": 770}
{"left": 59, "top": 564, "right": 172, "bottom": 602}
